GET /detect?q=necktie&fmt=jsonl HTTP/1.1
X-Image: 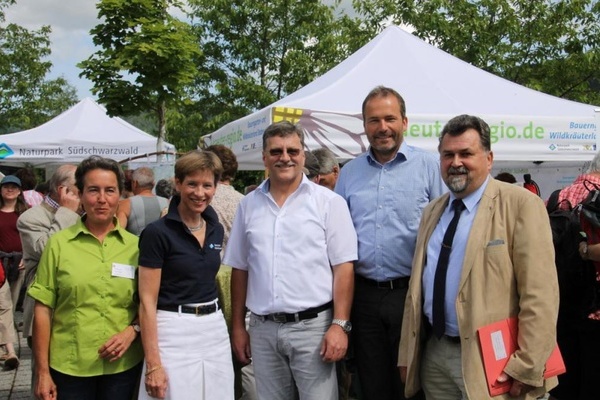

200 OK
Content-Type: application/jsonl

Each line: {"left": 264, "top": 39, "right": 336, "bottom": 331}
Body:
{"left": 432, "top": 199, "right": 466, "bottom": 339}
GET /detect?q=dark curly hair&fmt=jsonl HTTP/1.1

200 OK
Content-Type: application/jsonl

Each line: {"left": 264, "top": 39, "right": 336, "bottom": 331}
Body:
{"left": 75, "top": 156, "right": 124, "bottom": 194}
{"left": 205, "top": 145, "right": 238, "bottom": 182}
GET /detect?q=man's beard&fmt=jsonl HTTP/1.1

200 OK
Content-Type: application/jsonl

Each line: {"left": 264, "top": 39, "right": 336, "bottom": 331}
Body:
{"left": 445, "top": 166, "right": 469, "bottom": 193}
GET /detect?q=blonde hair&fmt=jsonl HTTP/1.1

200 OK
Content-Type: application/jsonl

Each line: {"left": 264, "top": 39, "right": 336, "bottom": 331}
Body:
{"left": 174, "top": 151, "right": 223, "bottom": 184}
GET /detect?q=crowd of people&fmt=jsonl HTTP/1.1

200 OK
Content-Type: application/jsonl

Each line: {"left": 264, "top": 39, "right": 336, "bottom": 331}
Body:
{"left": 0, "top": 84, "right": 595, "bottom": 400}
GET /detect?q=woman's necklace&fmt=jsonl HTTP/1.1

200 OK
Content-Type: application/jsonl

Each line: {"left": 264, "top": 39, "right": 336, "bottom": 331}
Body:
{"left": 186, "top": 218, "right": 205, "bottom": 232}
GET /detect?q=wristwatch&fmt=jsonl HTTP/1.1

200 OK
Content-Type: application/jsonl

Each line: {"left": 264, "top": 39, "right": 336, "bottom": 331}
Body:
{"left": 331, "top": 319, "right": 352, "bottom": 334}
{"left": 131, "top": 322, "right": 141, "bottom": 333}
{"left": 582, "top": 242, "right": 589, "bottom": 259}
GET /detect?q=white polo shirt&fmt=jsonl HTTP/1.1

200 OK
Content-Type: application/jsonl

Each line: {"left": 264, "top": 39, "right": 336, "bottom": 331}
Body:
{"left": 224, "top": 176, "right": 358, "bottom": 315}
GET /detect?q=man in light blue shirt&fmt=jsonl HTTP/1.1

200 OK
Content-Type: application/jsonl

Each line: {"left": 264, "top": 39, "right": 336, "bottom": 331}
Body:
{"left": 421, "top": 177, "right": 487, "bottom": 338}
{"left": 335, "top": 86, "right": 445, "bottom": 400}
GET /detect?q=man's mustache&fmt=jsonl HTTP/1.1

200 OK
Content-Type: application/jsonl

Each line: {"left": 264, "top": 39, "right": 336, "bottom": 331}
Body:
{"left": 274, "top": 162, "right": 296, "bottom": 168}
{"left": 448, "top": 166, "right": 468, "bottom": 175}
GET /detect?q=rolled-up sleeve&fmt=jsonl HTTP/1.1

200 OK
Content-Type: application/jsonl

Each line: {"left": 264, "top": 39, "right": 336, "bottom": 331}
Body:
{"left": 27, "top": 236, "right": 59, "bottom": 308}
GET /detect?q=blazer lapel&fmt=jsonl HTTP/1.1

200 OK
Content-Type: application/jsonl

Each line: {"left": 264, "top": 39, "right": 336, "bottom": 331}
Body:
{"left": 458, "top": 179, "right": 499, "bottom": 291}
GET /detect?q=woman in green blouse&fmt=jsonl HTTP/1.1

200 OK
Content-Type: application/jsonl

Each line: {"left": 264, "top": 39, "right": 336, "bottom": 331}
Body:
{"left": 29, "top": 156, "right": 143, "bottom": 400}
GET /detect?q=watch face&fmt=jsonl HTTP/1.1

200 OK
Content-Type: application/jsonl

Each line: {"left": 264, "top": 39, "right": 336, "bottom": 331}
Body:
{"left": 343, "top": 321, "right": 352, "bottom": 332}
{"left": 132, "top": 323, "right": 141, "bottom": 333}
{"left": 333, "top": 319, "right": 352, "bottom": 333}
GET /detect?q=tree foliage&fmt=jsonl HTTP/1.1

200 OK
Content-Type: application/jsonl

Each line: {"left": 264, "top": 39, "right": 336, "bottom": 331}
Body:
{"left": 0, "top": 0, "right": 77, "bottom": 134}
{"left": 185, "top": 0, "right": 361, "bottom": 138}
{"left": 352, "top": 0, "right": 600, "bottom": 105}
{"left": 79, "top": 0, "right": 202, "bottom": 151}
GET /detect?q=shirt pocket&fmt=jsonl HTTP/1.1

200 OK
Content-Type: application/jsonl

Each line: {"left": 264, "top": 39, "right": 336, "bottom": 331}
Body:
{"left": 389, "top": 189, "right": 423, "bottom": 229}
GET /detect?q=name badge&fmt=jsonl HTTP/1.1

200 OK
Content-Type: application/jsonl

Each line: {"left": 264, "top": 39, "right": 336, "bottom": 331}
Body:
{"left": 112, "top": 263, "right": 136, "bottom": 279}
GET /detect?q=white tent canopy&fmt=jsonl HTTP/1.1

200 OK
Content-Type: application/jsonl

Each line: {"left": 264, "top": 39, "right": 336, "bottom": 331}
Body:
{"left": 204, "top": 25, "right": 599, "bottom": 175}
{"left": 0, "top": 98, "right": 176, "bottom": 167}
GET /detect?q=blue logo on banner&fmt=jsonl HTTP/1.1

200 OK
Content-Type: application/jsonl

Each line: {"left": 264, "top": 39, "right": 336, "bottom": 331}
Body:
{"left": 0, "top": 143, "right": 14, "bottom": 159}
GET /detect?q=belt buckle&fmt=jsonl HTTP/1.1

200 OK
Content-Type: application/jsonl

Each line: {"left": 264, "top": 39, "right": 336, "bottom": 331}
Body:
{"left": 271, "top": 313, "right": 288, "bottom": 323}
{"left": 377, "top": 280, "right": 392, "bottom": 289}
{"left": 194, "top": 304, "right": 211, "bottom": 316}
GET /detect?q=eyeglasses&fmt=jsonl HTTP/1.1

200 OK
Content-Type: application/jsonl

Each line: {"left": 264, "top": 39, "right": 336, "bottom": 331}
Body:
{"left": 268, "top": 148, "right": 302, "bottom": 157}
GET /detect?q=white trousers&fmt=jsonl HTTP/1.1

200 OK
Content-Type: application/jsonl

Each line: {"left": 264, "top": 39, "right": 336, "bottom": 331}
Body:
{"left": 138, "top": 308, "right": 234, "bottom": 400}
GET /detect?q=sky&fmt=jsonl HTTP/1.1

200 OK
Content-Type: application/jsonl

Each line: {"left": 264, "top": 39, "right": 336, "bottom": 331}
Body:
{"left": 4, "top": 0, "right": 357, "bottom": 101}
{"left": 5, "top": 0, "right": 99, "bottom": 99}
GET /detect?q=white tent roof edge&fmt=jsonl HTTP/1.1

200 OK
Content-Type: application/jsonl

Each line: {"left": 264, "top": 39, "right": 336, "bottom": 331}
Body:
{"left": 0, "top": 98, "right": 176, "bottom": 167}
{"left": 204, "top": 26, "right": 598, "bottom": 172}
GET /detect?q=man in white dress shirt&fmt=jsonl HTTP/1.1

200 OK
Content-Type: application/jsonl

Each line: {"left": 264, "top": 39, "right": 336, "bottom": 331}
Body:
{"left": 225, "top": 121, "right": 358, "bottom": 400}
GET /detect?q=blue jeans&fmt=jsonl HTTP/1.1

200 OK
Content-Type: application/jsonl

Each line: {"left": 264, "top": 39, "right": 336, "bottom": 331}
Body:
{"left": 248, "top": 308, "right": 337, "bottom": 400}
{"left": 50, "top": 362, "right": 142, "bottom": 400}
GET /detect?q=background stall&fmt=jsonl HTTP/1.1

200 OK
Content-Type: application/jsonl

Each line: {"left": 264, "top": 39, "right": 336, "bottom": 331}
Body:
{"left": 0, "top": 98, "right": 175, "bottom": 177}
{"left": 204, "top": 25, "right": 600, "bottom": 198}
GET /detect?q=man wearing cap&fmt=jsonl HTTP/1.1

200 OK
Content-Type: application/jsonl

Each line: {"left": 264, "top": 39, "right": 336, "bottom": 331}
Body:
{"left": 226, "top": 121, "right": 358, "bottom": 400}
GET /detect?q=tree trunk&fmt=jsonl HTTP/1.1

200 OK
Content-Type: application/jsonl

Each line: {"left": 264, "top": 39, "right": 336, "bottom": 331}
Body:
{"left": 157, "top": 100, "right": 167, "bottom": 162}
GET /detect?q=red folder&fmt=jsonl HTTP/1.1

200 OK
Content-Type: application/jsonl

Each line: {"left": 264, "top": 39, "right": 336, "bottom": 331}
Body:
{"left": 477, "top": 316, "right": 565, "bottom": 396}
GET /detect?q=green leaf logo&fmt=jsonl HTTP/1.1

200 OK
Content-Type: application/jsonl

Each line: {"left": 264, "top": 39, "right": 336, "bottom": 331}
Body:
{"left": 0, "top": 144, "right": 14, "bottom": 159}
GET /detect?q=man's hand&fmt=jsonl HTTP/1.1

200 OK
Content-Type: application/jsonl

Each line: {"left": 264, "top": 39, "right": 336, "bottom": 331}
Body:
{"left": 399, "top": 366, "right": 407, "bottom": 383}
{"left": 231, "top": 326, "right": 252, "bottom": 365}
{"left": 320, "top": 324, "right": 348, "bottom": 362}
{"left": 497, "top": 372, "right": 534, "bottom": 397}
{"left": 588, "top": 309, "right": 600, "bottom": 320}
{"left": 57, "top": 185, "right": 80, "bottom": 212}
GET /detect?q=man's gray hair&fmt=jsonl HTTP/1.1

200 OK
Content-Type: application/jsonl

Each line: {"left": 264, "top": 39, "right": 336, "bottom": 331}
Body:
{"left": 262, "top": 121, "right": 305, "bottom": 151}
{"left": 132, "top": 167, "right": 155, "bottom": 189}
{"left": 48, "top": 165, "right": 77, "bottom": 196}
{"left": 311, "top": 148, "right": 339, "bottom": 175}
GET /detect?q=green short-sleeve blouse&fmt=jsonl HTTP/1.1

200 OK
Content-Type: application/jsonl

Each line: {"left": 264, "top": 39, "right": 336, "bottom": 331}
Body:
{"left": 28, "top": 218, "right": 143, "bottom": 376}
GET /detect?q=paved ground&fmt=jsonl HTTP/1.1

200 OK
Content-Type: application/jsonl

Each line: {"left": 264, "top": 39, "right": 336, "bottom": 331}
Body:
{"left": 0, "top": 311, "right": 32, "bottom": 400}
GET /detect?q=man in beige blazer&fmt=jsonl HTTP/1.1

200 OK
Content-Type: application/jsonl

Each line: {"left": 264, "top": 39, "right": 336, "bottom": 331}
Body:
{"left": 398, "top": 115, "right": 559, "bottom": 399}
